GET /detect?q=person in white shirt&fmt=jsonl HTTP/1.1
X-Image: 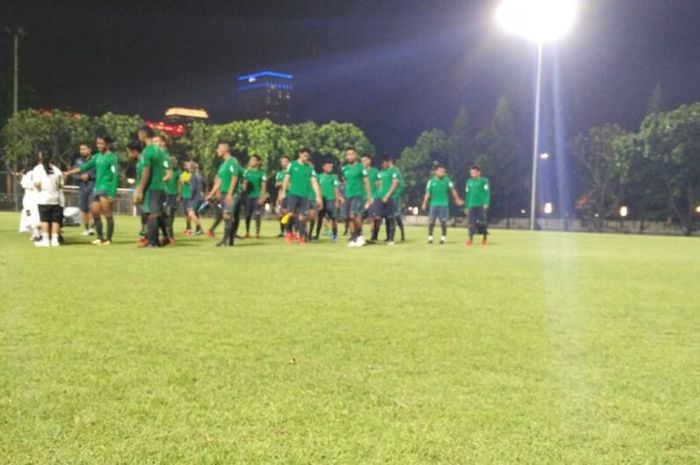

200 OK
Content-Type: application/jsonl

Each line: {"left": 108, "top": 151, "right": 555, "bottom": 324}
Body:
{"left": 18, "top": 162, "right": 41, "bottom": 240}
{"left": 32, "top": 150, "right": 65, "bottom": 247}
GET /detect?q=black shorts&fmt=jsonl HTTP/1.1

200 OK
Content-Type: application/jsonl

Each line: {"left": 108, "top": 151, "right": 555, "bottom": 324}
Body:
{"left": 165, "top": 194, "right": 178, "bottom": 211}
{"left": 343, "top": 196, "right": 364, "bottom": 218}
{"left": 38, "top": 204, "right": 63, "bottom": 223}
{"left": 373, "top": 198, "right": 394, "bottom": 218}
{"left": 143, "top": 189, "right": 166, "bottom": 215}
{"left": 468, "top": 207, "right": 487, "bottom": 226}
{"left": 245, "top": 196, "right": 262, "bottom": 217}
{"left": 78, "top": 183, "right": 94, "bottom": 212}
{"left": 287, "top": 195, "right": 310, "bottom": 216}
{"left": 320, "top": 199, "right": 336, "bottom": 220}
{"left": 89, "top": 190, "right": 114, "bottom": 203}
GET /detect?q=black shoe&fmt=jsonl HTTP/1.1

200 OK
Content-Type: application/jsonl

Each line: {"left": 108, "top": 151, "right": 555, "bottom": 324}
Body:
{"left": 276, "top": 233, "right": 284, "bottom": 238}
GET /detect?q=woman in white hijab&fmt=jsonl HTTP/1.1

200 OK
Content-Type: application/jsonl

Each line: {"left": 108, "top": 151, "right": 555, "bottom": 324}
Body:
{"left": 18, "top": 157, "right": 41, "bottom": 240}
{"left": 32, "top": 150, "right": 65, "bottom": 247}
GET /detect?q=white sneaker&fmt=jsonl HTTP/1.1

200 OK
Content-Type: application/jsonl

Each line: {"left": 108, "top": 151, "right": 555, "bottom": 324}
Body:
{"left": 81, "top": 230, "right": 91, "bottom": 236}
{"left": 35, "top": 240, "right": 50, "bottom": 248}
{"left": 428, "top": 235, "right": 434, "bottom": 244}
{"left": 91, "top": 239, "right": 102, "bottom": 245}
{"left": 440, "top": 236, "right": 446, "bottom": 245}
{"left": 355, "top": 236, "right": 366, "bottom": 247}
{"left": 387, "top": 241, "right": 395, "bottom": 246}
{"left": 50, "top": 239, "right": 60, "bottom": 247}
{"left": 88, "top": 228, "right": 95, "bottom": 235}
{"left": 347, "top": 240, "right": 357, "bottom": 247}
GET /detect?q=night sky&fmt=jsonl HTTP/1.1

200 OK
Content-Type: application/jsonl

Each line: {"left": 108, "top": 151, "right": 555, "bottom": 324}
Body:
{"left": 3, "top": 0, "right": 700, "bottom": 153}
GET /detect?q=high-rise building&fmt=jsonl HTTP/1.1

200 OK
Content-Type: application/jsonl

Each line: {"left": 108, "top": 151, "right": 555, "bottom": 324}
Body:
{"left": 237, "top": 71, "right": 293, "bottom": 123}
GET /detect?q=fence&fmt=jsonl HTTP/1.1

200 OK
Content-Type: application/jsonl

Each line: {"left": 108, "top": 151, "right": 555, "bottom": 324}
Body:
{"left": 2, "top": 171, "right": 697, "bottom": 236}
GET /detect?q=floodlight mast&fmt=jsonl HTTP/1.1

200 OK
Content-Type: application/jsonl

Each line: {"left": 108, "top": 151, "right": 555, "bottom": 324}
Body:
{"left": 496, "top": 0, "right": 578, "bottom": 230}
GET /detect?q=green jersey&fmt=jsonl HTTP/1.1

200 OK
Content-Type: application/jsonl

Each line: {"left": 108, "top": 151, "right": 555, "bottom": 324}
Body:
{"left": 341, "top": 162, "right": 367, "bottom": 197}
{"left": 243, "top": 168, "right": 266, "bottom": 199}
{"left": 367, "top": 167, "right": 379, "bottom": 199}
{"left": 465, "top": 176, "right": 490, "bottom": 207}
{"left": 377, "top": 166, "right": 399, "bottom": 199}
{"left": 135, "top": 155, "right": 145, "bottom": 187}
{"left": 142, "top": 144, "right": 170, "bottom": 191}
{"left": 426, "top": 176, "right": 454, "bottom": 207}
{"left": 165, "top": 166, "right": 181, "bottom": 196}
{"left": 218, "top": 157, "right": 243, "bottom": 194}
{"left": 318, "top": 173, "right": 339, "bottom": 200}
{"left": 286, "top": 160, "right": 316, "bottom": 198}
{"left": 180, "top": 171, "right": 192, "bottom": 199}
{"left": 80, "top": 151, "right": 119, "bottom": 196}
{"left": 392, "top": 168, "right": 404, "bottom": 200}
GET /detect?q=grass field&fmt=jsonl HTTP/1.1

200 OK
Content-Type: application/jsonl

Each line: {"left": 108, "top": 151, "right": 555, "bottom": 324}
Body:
{"left": 1, "top": 211, "right": 699, "bottom": 465}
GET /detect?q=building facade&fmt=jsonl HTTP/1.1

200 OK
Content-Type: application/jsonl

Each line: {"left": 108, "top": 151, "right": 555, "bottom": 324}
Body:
{"left": 237, "top": 71, "right": 293, "bottom": 123}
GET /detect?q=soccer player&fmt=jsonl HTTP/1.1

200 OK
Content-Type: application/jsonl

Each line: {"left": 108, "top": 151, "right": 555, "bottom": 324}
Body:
{"left": 372, "top": 154, "right": 400, "bottom": 245}
{"left": 205, "top": 142, "right": 243, "bottom": 247}
{"left": 242, "top": 154, "right": 267, "bottom": 239}
{"left": 154, "top": 136, "right": 180, "bottom": 244}
{"left": 315, "top": 161, "right": 342, "bottom": 240}
{"left": 73, "top": 143, "right": 95, "bottom": 235}
{"left": 465, "top": 165, "right": 491, "bottom": 246}
{"left": 341, "top": 147, "right": 372, "bottom": 247}
{"left": 134, "top": 126, "right": 173, "bottom": 247}
{"left": 126, "top": 141, "right": 147, "bottom": 242}
{"left": 361, "top": 154, "right": 380, "bottom": 243}
{"left": 274, "top": 155, "right": 291, "bottom": 237}
{"left": 393, "top": 167, "right": 406, "bottom": 242}
{"left": 64, "top": 135, "right": 119, "bottom": 246}
{"left": 421, "top": 165, "right": 464, "bottom": 245}
{"left": 277, "top": 148, "right": 322, "bottom": 245}
{"left": 181, "top": 162, "right": 204, "bottom": 236}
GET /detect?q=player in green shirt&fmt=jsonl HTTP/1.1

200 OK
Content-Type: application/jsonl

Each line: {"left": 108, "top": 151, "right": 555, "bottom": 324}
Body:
{"left": 274, "top": 155, "right": 291, "bottom": 237}
{"left": 341, "top": 147, "right": 372, "bottom": 247}
{"left": 306, "top": 181, "right": 319, "bottom": 241}
{"left": 315, "top": 161, "right": 343, "bottom": 241}
{"left": 205, "top": 141, "right": 243, "bottom": 247}
{"left": 465, "top": 165, "right": 491, "bottom": 246}
{"left": 242, "top": 154, "right": 267, "bottom": 239}
{"left": 277, "top": 148, "right": 322, "bottom": 245}
{"left": 126, "top": 141, "right": 148, "bottom": 243}
{"left": 361, "top": 154, "right": 381, "bottom": 242}
{"left": 180, "top": 162, "right": 203, "bottom": 236}
{"left": 64, "top": 135, "right": 119, "bottom": 245}
{"left": 135, "top": 126, "right": 173, "bottom": 247}
{"left": 155, "top": 135, "right": 180, "bottom": 245}
{"left": 370, "top": 154, "right": 401, "bottom": 245}
{"left": 393, "top": 168, "right": 406, "bottom": 242}
{"left": 421, "top": 165, "right": 464, "bottom": 245}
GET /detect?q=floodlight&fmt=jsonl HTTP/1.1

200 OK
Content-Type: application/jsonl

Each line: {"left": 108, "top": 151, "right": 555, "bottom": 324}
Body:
{"left": 496, "top": 0, "right": 579, "bottom": 44}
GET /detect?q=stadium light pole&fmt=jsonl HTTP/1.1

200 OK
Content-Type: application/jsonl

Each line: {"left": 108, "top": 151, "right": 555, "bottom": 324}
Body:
{"left": 3, "top": 26, "right": 27, "bottom": 115}
{"left": 496, "top": 0, "right": 579, "bottom": 230}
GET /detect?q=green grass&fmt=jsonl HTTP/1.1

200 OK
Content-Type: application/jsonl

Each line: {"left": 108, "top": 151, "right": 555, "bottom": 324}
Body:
{"left": 1, "top": 211, "right": 699, "bottom": 465}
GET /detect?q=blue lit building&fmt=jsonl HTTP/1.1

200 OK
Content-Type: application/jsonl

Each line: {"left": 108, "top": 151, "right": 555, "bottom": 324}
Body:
{"left": 237, "top": 71, "right": 294, "bottom": 123}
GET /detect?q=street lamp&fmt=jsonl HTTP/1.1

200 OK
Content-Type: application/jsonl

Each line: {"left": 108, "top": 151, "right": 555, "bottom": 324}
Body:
{"left": 496, "top": 0, "right": 579, "bottom": 231}
{"left": 2, "top": 26, "right": 27, "bottom": 115}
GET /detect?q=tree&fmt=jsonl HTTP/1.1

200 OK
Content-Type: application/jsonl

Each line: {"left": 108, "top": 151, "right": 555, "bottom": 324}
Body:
{"left": 475, "top": 97, "right": 523, "bottom": 222}
{"left": 316, "top": 121, "right": 374, "bottom": 161}
{"left": 397, "top": 129, "right": 449, "bottom": 204}
{"left": 613, "top": 132, "right": 665, "bottom": 232}
{"left": 640, "top": 103, "right": 700, "bottom": 236}
{"left": 570, "top": 124, "right": 628, "bottom": 230}
{"left": 647, "top": 83, "right": 666, "bottom": 115}
{"left": 446, "top": 106, "right": 473, "bottom": 196}
{"left": 93, "top": 112, "right": 144, "bottom": 157}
